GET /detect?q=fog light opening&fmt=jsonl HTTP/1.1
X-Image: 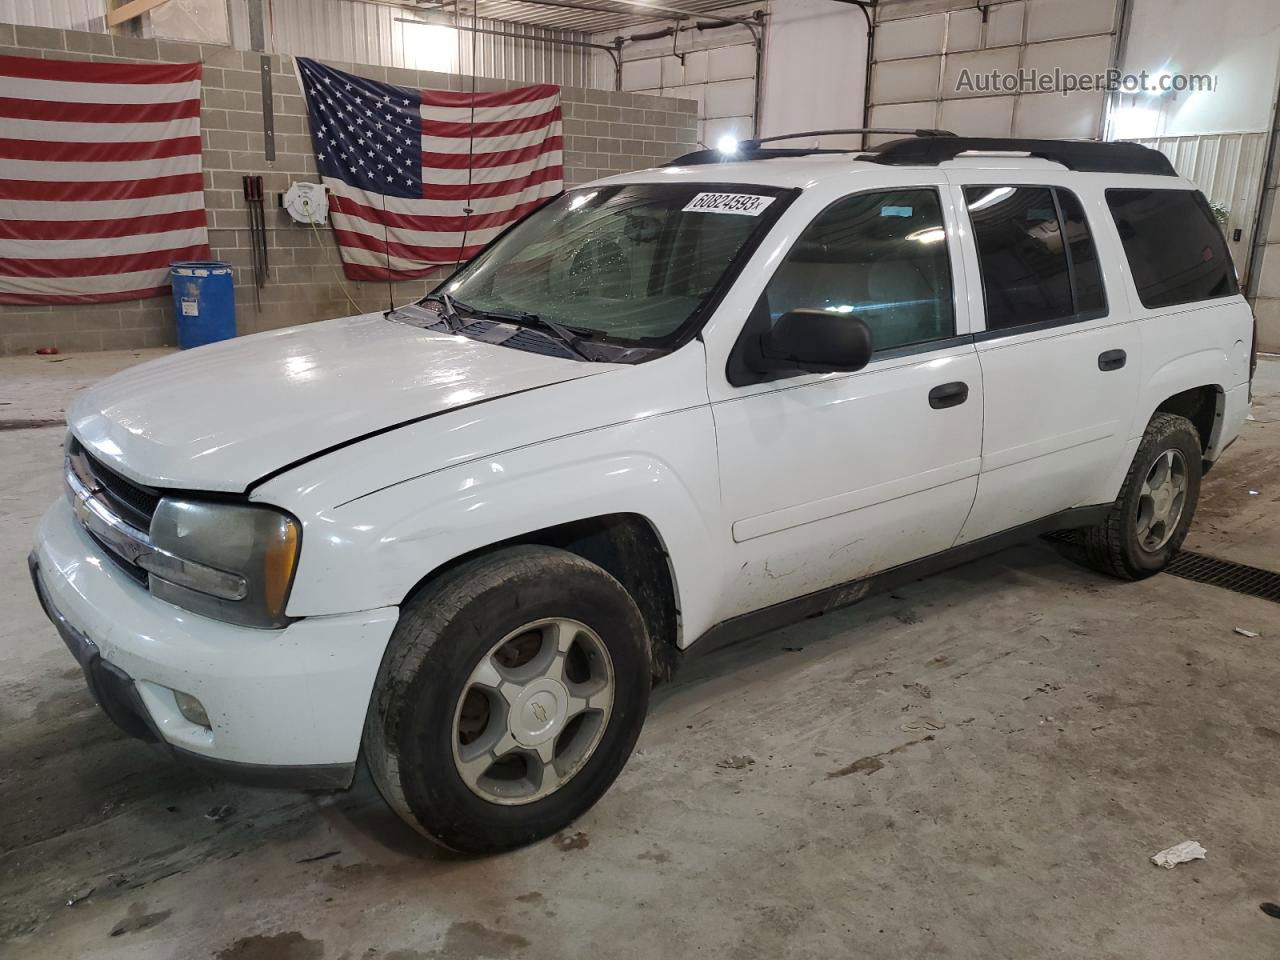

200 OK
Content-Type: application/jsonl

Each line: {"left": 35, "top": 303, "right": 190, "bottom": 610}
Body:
{"left": 174, "top": 690, "right": 211, "bottom": 729}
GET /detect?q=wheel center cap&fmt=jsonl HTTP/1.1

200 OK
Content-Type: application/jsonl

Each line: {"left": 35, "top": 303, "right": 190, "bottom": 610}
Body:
{"left": 510, "top": 678, "right": 569, "bottom": 746}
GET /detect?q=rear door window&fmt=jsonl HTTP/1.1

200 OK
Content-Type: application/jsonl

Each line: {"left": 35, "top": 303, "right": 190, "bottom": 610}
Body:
{"left": 1106, "top": 188, "right": 1238, "bottom": 308}
{"left": 963, "top": 185, "right": 1107, "bottom": 333}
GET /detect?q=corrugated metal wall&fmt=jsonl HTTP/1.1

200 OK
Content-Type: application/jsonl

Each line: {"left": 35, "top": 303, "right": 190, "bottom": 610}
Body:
{"left": 1, "top": 0, "right": 592, "bottom": 87}
{"left": 1132, "top": 132, "right": 1270, "bottom": 283}
{"left": 259, "top": 0, "right": 592, "bottom": 85}
{"left": 0, "top": 0, "right": 107, "bottom": 32}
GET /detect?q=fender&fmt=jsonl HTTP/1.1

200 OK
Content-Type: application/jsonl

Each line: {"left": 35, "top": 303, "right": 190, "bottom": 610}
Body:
{"left": 1135, "top": 348, "right": 1227, "bottom": 443}
{"left": 269, "top": 406, "right": 726, "bottom": 646}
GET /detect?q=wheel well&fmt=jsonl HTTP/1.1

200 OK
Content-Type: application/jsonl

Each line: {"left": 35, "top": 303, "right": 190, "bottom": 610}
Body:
{"left": 1154, "top": 386, "right": 1221, "bottom": 455}
{"left": 407, "top": 514, "right": 681, "bottom": 683}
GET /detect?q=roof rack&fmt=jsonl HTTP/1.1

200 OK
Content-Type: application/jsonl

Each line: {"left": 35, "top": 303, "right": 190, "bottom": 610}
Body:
{"left": 666, "top": 127, "right": 956, "bottom": 166}
{"left": 868, "top": 137, "right": 1177, "bottom": 176}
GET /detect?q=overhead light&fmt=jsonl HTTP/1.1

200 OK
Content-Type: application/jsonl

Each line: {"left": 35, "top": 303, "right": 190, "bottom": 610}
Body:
{"left": 716, "top": 135, "right": 740, "bottom": 156}
{"left": 403, "top": 21, "right": 456, "bottom": 72}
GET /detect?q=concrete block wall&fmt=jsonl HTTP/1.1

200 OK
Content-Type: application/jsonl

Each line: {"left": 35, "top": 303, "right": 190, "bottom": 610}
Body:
{"left": 0, "top": 23, "right": 698, "bottom": 355}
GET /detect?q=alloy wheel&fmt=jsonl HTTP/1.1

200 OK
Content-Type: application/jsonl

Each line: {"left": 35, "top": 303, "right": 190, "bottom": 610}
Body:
{"left": 1136, "top": 448, "right": 1188, "bottom": 552}
{"left": 451, "top": 618, "right": 614, "bottom": 805}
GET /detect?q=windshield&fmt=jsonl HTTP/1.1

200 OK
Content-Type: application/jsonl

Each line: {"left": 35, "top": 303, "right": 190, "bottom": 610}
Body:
{"left": 432, "top": 183, "right": 791, "bottom": 346}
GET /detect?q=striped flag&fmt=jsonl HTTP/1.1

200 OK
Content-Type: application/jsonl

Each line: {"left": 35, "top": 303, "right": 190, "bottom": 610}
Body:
{"left": 297, "top": 57, "right": 563, "bottom": 281}
{"left": 0, "top": 55, "right": 210, "bottom": 305}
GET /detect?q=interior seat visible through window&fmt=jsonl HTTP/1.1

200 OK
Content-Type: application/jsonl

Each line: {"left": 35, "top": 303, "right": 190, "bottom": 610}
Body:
{"left": 762, "top": 188, "right": 955, "bottom": 355}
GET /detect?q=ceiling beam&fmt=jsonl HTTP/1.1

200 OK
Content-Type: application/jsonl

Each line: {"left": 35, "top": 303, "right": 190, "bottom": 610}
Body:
{"left": 499, "top": 0, "right": 756, "bottom": 28}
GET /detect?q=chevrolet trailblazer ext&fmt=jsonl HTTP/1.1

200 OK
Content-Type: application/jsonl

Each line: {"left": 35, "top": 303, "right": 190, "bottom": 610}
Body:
{"left": 31, "top": 133, "right": 1254, "bottom": 853}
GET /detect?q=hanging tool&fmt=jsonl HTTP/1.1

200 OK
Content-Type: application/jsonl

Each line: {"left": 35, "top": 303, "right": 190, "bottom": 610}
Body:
{"left": 253, "top": 176, "right": 269, "bottom": 280}
{"left": 242, "top": 174, "right": 269, "bottom": 309}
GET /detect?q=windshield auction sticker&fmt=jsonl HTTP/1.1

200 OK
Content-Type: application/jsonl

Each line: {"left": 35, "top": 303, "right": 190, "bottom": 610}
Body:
{"left": 682, "top": 193, "right": 776, "bottom": 216}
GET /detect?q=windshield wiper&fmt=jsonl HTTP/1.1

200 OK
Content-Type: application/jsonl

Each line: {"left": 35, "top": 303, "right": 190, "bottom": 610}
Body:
{"left": 421, "top": 292, "right": 463, "bottom": 333}
{"left": 467, "top": 305, "right": 595, "bottom": 362}
{"left": 420, "top": 294, "right": 596, "bottom": 361}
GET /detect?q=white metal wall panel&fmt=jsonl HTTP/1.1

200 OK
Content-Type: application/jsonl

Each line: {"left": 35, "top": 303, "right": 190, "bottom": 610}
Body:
{"left": 704, "top": 76, "right": 754, "bottom": 118}
{"left": 622, "top": 56, "right": 662, "bottom": 89}
{"left": 1024, "top": 0, "right": 1117, "bottom": 43}
{"left": 149, "top": 0, "right": 230, "bottom": 44}
{"left": 602, "top": 1, "right": 760, "bottom": 141}
{"left": 1133, "top": 132, "right": 1270, "bottom": 277}
{"left": 941, "top": 47, "right": 1020, "bottom": 99}
{"left": 0, "top": 0, "right": 106, "bottom": 32}
{"left": 1022, "top": 35, "right": 1112, "bottom": 78}
{"left": 1014, "top": 90, "right": 1104, "bottom": 139}
{"left": 944, "top": 7, "right": 982, "bottom": 52}
{"left": 869, "top": 0, "right": 1120, "bottom": 141}
{"left": 707, "top": 42, "right": 756, "bottom": 82}
{"left": 875, "top": 13, "right": 946, "bottom": 61}
{"left": 874, "top": 55, "right": 944, "bottom": 104}
{"left": 939, "top": 94, "right": 1016, "bottom": 137}
{"left": 869, "top": 100, "right": 941, "bottom": 131}
{"left": 984, "top": 1, "right": 1025, "bottom": 48}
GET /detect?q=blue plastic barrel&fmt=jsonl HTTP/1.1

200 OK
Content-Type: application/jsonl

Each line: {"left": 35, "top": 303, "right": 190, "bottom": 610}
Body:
{"left": 170, "top": 261, "right": 236, "bottom": 349}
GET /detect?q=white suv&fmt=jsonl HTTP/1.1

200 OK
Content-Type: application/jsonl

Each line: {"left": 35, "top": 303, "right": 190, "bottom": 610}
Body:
{"left": 30, "top": 133, "right": 1255, "bottom": 853}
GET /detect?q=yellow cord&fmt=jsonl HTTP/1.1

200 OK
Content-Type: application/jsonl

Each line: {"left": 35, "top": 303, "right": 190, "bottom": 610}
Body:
{"left": 303, "top": 195, "right": 362, "bottom": 314}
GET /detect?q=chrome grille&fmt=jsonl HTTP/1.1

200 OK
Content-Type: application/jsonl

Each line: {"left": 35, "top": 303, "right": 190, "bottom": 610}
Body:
{"left": 65, "top": 441, "right": 152, "bottom": 584}
{"left": 68, "top": 438, "right": 159, "bottom": 531}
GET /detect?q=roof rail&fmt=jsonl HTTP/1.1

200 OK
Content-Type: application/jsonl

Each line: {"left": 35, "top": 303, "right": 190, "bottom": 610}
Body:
{"left": 666, "top": 127, "right": 956, "bottom": 166}
{"left": 750, "top": 127, "right": 956, "bottom": 147}
{"left": 868, "top": 137, "right": 1177, "bottom": 176}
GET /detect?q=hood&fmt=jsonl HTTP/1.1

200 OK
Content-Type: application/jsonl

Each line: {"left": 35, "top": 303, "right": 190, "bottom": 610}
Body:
{"left": 69, "top": 312, "right": 607, "bottom": 493}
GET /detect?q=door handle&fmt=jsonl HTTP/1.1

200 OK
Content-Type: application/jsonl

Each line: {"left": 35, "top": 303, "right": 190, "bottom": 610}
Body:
{"left": 1098, "top": 349, "right": 1127, "bottom": 371}
{"left": 928, "top": 381, "right": 969, "bottom": 409}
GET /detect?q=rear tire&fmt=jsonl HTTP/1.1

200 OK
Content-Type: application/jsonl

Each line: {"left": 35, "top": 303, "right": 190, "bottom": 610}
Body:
{"left": 364, "top": 545, "right": 650, "bottom": 854}
{"left": 1083, "top": 412, "right": 1202, "bottom": 580}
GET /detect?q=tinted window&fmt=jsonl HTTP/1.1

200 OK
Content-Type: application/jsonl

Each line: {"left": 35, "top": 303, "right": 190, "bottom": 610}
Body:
{"left": 1106, "top": 188, "right": 1238, "bottom": 308}
{"left": 1057, "top": 189, "right": 1106, "bottom": 317}
{"left": 764, "top": 188, "right": 954, "bottom": 353}
{"left": 964, "top": 186, "right": 1073, "bottom": 330}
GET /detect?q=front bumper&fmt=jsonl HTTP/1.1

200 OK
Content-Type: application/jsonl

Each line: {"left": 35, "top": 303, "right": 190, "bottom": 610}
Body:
{"left": 30, "top": 498, "right": 399, "bottom": 789}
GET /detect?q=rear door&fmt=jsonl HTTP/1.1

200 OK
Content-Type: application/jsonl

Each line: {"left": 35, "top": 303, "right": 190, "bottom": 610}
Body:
{"left": 952, "top": 175, "right": 1141, "bottom": 542}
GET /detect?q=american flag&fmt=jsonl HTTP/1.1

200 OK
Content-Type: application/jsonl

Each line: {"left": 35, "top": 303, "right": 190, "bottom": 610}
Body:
{"left": 297, "top": 57, "right": 563, "bottom": 280}
{"left": 0, "top": 55, "right": 210, "bottom": 304}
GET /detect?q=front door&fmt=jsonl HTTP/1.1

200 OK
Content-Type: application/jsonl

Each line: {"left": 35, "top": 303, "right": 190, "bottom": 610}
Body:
{"left": 708, "top": 185, "right": 983, "bottom": 620}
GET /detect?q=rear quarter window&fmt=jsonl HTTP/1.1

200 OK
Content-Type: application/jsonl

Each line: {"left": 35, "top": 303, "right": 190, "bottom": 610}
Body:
{"left": 1105, "top": 188, "right": 1238, "bottom": 309}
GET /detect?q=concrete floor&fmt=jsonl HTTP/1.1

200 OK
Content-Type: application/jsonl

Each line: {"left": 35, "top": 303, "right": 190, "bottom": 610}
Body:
{"left": 2, "top": 350, "right": 1279, "bottom": 960}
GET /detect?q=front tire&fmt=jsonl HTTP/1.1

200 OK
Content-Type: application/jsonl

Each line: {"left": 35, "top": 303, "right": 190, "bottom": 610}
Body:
{"left": 1083, "top": 412, "right": 1202, "bottom": 580}
{"left": 364, "top": 546, "right": 651, "bottom": 854}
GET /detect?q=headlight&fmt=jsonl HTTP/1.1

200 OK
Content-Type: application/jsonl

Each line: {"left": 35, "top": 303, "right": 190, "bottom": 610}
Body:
{"left": 146, "top": 498, "right": 301, "bottom": 629}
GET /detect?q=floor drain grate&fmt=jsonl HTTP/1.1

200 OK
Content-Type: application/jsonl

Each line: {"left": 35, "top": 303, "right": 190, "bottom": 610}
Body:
{"left": 1043, "top": 532, "right": 1280, "bottom": 604}
{"left": 1165, "top": 551, "right": 1280, "bottom": 603}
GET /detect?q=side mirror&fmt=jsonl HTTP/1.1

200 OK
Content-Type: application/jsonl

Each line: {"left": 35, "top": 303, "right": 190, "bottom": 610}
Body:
{"left": 754, "top": 309, "right": 873, "bottom": 376}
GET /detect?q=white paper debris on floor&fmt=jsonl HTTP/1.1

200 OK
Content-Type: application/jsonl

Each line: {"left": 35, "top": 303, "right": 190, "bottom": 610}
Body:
{"left": 1151, "top": 840, "right": 1207, "bottom": 869}
{"left": 1234, "top": 627, "right": 1261, "bottom": 638}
